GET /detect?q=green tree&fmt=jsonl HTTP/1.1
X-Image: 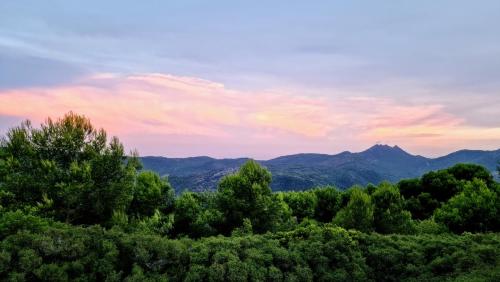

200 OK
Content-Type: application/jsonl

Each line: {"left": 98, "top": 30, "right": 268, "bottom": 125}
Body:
{"left": 371, "top": 182, "right": 413, "bottom": 234}
{"left": 434, "top": 179, "right": 499, "bottom": 233}
{"left": 313, "top": 186, "right": 342, "bottom": 222}
{"left": 421, "top": 170, "right": 459, "bottom": 203}
{"left": 398, "top": 178, "right": 421, "bottom": 199}
{"left": 398, "top": 178, "right": 441, "bottom": 220}
{"left": 173, "top": 192, "right": 222, "bottom": 238}
{"left": 128, "top": 171, "right": 174, "bottom": 218}
{"left": 333, "top": 188, "right": 374, "bottom": 232}
{"left": 405, "top": 192, "right": 440, "bottom": 220}
{"left": 281, "top": 191, "right": 317, "bottom": 222}
{"left": 446, "top": 163, "right": 494, "bottom": 187}
{"left": 0, "top": 113, "right": 138, "bottom": 224}
{"left": 217, "top": 160, "right": 282, "bottom": 234}
{"left": 397, "top": 163, "right": 494, "bottom": 220}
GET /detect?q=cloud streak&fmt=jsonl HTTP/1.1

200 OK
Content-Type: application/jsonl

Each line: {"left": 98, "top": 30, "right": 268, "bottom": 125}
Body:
{"left": 0, "top": 73, "right": 498, "bottom": 158}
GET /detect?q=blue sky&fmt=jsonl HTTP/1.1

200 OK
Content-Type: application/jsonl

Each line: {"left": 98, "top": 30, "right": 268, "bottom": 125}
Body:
{"left": 1, "top": 1, "right": 499, "bottom": 158}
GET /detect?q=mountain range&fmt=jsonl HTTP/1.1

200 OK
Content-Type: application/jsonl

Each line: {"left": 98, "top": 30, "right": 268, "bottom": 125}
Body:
{"left": 140, "top": 145, "right": 500, "bottom": 193}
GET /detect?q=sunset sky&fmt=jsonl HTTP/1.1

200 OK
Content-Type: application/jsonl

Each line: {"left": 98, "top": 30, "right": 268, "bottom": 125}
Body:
{"left": 1, "top": 1, "right": 499, "bottom": 159}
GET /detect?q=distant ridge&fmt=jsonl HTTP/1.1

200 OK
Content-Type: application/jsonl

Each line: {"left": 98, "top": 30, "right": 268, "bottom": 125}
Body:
{"left": 140, "top": 145, "right": 500, "bottom": 192}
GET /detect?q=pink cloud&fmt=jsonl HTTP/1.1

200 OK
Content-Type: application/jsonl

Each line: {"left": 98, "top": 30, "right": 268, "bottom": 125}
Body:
{"left": 0, "top": 73, "right": 498, "bottom": 158}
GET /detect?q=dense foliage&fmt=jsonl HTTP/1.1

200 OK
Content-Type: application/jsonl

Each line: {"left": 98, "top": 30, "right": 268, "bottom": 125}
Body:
{"left": 1, "top": 113, "right": 499, "bottom": 281}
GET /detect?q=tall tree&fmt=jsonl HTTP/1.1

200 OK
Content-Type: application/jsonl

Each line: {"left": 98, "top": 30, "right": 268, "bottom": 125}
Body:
{"left": 0, "top": 112, "right": 138, "bottom": 224}
{"left": 128, "top": 171, "right": 174, "bottom": 218}
{"left": 217, "top": 160, "right": 283, "bottom": 234}
{"left": 313, "top": 186, "right": 342, "bottom": 222}
{"left": 371, "top": 182, "right": 413, "bottom": 234}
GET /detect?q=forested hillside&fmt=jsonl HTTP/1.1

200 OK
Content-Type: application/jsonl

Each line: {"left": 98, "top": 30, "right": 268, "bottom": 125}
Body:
{"left": 141, "top": 146, "right": 500, "bottom": 192}
{"left": 1, "top": 113, "right": 499, "bottom": 281}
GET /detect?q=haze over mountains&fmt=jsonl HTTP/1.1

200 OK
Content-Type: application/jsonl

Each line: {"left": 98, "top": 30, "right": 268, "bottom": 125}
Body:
{"left": 141, "top": 145, "right": 500, "bottom": 193}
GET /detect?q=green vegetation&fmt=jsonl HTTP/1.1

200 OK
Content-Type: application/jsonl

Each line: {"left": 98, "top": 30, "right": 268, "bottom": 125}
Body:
{"left": 1, "top": 113, "right": 499, "bottom": 281}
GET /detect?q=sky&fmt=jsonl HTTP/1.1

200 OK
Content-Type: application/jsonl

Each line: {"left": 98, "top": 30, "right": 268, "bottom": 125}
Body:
{"left": 1, "top": 1, "right": 499, "bottom": 159}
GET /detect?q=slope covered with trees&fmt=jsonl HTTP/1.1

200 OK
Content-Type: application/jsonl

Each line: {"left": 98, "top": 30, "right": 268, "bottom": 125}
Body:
{"left": 0, "top": 113, "right": 499, "bottom": 281}
{"left": 141, "top": 146, "right": 500, "bottom": 192}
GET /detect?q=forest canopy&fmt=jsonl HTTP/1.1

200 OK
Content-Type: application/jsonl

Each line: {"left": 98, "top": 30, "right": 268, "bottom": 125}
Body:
{"left": 0, "top": 113, "right": 499, "bottom": 281}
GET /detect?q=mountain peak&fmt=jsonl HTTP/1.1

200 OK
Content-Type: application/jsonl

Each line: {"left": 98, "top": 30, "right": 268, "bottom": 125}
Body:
{"left": 140, "top": 146, "right": 499, "bottom": 191}
{"left": 366, "top": 144, "right": 400, "bottom": 151}
{"left": 362, "top": 144, "right": 409, "bottom": 156}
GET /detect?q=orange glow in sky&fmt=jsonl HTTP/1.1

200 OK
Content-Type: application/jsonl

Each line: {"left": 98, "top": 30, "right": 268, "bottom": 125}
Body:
{"left": 1, "top": 72, "right": 499, "bottom": 158}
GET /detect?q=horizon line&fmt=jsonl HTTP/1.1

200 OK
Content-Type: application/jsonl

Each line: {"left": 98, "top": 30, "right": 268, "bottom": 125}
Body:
{"left": 139, "top": 144, "right": 500, "bottom": 161}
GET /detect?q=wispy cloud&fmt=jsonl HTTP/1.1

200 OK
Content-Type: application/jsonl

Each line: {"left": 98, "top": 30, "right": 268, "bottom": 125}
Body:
{"left": 0, "top": 73, "right": 340, "bottom": 145}
{"left": 1, "top": 72, "right": 498, "bottom": 158}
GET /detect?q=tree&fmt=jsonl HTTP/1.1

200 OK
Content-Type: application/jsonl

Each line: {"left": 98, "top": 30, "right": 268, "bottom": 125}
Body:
{"left": 281, "top": 191, "right": 317, "bottom": 222}
{"left": 446, "top": 163, "right": 494, "bottom": 187}
{"left": 312, "top": 186, "right": 342, "bottom": 222}
{"left": 421, "top": 170, "right": 459, "bottom": 203}
{"left": 173, "top": 192, "right": 222, "bottom": 238}
{"left": 0, "top": 112, "right": 138, "bottom": 224}
{"left": 398, "top": 178, "right": 440, "bottom": 220}
{"left": 398, "top": 178, "right": 421, "bottom": 199}
{"left": 371, "top": 182, "right": 413, "bottom": 234}
{"left": 128, "top": 171, "right": 174, "bottom": 218}
{"left": 216, "top": 160, "right": 282, "bottom": 234}
{"left": 434, "top": 179, "right": 499, "bottom": 233}
{"left": 333, "top": 188, "right": 374, "bottom": 232}
{"left": 398, "top": 164, "right": 496, "bottom": 221}
{"left": 404, "top": 192, "right": 440, "bottom": 220}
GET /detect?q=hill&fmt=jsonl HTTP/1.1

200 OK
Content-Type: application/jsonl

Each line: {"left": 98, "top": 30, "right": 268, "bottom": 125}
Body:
{"left": 141, "top": 145, "right": 500, "bottom": 192}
